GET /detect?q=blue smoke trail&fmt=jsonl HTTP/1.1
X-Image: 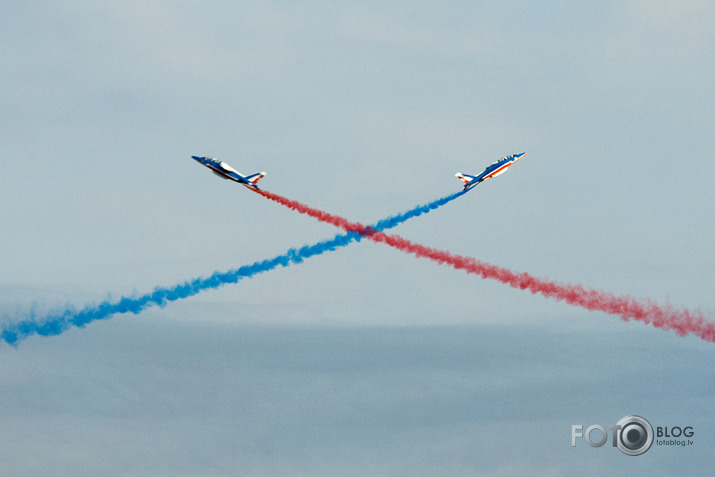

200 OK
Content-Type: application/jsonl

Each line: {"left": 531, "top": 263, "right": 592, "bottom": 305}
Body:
{"left": 1, "top": 190, "right": 466, "bottom": 346}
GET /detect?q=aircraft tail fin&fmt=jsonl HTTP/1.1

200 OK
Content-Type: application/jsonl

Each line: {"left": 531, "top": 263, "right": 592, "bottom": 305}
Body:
{"left": 455, "top": 172, "right": 475, "bottom": 185}
{"left": 245, "top": 172, "right": 266, "bottom": 186}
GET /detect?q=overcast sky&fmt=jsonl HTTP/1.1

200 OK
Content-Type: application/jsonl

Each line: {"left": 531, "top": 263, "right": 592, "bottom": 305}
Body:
{"left": 1, "top": 1, "right": 714, "bottom": 475}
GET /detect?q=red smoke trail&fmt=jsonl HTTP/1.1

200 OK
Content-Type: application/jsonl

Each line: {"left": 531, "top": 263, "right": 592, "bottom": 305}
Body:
{"left": 255, "top": 190, "right": 375, "bottom": 235}
{"left": 256, "top": 189, "right": 715, "bottom": 343}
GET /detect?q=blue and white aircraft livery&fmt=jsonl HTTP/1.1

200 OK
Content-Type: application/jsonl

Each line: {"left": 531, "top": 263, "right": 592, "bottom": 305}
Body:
{"left": 192, "top": 156, "right": 266, "bottom": 189}
{"left": 456, "top": 152, "right": 526, "bottom": 191}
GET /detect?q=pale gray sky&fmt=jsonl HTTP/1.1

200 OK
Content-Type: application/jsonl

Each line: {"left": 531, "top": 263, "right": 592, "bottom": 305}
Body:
{"left": 1, "top": 1, "right": 714, "bottom": 475}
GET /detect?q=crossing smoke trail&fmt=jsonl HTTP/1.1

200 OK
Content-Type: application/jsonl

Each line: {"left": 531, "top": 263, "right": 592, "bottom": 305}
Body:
{"left": 257, "top": 190, "right": 715, "bottom": 343}
{"left": 254, "top": 189, "right": 461, "bottom": 236}
{"left": 1, "top": 191, "right": 465, "bottom": 346}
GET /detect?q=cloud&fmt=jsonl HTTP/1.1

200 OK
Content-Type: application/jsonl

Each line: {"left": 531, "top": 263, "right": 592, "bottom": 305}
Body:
{"left": 1, "top": 321, "right": 711, "bottom": 476}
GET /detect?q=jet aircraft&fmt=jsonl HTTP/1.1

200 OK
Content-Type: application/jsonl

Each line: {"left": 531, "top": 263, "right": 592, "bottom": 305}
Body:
{"left": 192, "top": 156, "right": 266, "bottom": 189}
{"left": 455, "top": 152, "right": 526, "bottom": 191}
